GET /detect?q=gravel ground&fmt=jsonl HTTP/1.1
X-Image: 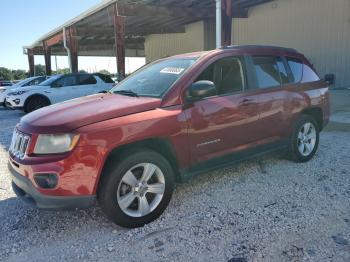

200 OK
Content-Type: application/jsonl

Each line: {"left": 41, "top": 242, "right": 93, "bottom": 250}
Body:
{"left": 0, "top": 108, "right": 349, "bottom": 262}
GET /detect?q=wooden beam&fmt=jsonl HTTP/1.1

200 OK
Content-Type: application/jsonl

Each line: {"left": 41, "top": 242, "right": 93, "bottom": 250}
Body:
{"left": 76, "top": 25, "right": 185, "bottom": 36}
{"left": 45, "top": 33, "right": 64, "bottom": 47}
{"left": 27, "top": 49, "right": 35, "bottom": 77}
{"left": 113, "top": 4, "right": 126, "bottom": 79}
{"left": 43, "top": 41, "right": 52, "bottom": 75}
{"left": 66, "top": 28, "right": 79, "bottom": 73}
{"left": 116, "top": 3, "right": 215, "bottom": 19}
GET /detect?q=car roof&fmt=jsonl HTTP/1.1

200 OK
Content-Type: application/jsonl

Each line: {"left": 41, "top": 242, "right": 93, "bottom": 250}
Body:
{"left": 167, "top": 45, "right": 302, "bottom": 60}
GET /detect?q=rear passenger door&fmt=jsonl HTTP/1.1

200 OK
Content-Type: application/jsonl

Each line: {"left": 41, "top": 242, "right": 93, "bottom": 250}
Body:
{"left": 249, "top": 56, "right": 294, "bottom": 141}
{"left": 76, "top": 74, "right": 98, "bottom": 96}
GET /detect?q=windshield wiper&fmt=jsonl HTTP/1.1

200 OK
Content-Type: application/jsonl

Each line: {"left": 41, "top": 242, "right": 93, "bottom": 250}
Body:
{"left": 112, "top": 90, "right": 139, "bottom": 97}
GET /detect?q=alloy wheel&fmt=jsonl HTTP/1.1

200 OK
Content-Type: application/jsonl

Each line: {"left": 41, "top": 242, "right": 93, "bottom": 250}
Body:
{"left": 116, "top": 163, "right": 165, "bottom": 217}
{"left": 297, "top": 122, "right": 317, "bottom": 156}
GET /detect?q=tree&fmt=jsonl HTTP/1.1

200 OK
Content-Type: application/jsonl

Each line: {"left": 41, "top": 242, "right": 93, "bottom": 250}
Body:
{"left": 0, "top": 67, "right": 12, "bottom": 80}
{"left": 34, "top": 65, "right": 46, "bottom": 76}
{"left": 11, "top": 69, "right": 27, "bottom": 80}
{"left": 99, "top": 69, "right": 111, "bottom": 75}
{"left": 54, "top": 68, "right": 70, "bottom": 75}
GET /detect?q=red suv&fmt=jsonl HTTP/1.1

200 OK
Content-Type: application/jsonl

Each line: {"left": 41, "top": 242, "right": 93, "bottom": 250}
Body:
{"left": 8, "top": 46, "right": 330, "bottom": 228}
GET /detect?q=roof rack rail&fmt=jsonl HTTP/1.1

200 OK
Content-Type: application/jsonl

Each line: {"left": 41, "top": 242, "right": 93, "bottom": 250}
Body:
{"left": 221, "top": 45, "right": 298, "bottom": 53}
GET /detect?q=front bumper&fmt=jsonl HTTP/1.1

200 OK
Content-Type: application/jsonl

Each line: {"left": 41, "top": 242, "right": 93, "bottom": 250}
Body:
{"left": 5, "top": 96, "right": 23, "bottom": 109}
{"left": 9, "top": 162, "right": 96, "bottom": 209}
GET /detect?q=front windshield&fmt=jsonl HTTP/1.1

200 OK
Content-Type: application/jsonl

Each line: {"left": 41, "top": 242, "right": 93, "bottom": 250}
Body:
{"left": 110, "top": 58, "right": 197, "bottom": 97}
{"left": 12, "top": 78, "right": 31, "bottom": 87}
{"left": 39, "top": 74, "right": 62, "bottom": 86}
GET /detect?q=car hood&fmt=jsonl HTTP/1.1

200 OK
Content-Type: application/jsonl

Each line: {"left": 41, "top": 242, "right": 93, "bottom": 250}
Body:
{"left": 8, "top": 85, "right": 44, "bottom": 93}
{"left": 19, "top": 93, "right": 162, "bottom": 133}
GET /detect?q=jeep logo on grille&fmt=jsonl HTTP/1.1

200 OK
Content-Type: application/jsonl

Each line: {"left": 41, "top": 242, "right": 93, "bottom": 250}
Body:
{"left": 9, "top": 129, "right": 30, "bottom": 159}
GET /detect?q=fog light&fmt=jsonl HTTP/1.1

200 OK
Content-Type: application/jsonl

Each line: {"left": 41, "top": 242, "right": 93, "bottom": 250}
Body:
{"left": 14, "top": 99, "right": 20, "bottom": 105}
{"left": 34, "top": 174, "right": 58, "bottom": 189}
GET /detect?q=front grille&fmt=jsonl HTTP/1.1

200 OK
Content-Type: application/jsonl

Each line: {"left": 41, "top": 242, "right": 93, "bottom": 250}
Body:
{"left": 9, "top": 129, "right": 30, "bottom": 159}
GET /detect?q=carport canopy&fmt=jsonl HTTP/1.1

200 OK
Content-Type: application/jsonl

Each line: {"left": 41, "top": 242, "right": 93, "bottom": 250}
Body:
{"left": 23, "top": 0, "right": 273, "bottom": 77}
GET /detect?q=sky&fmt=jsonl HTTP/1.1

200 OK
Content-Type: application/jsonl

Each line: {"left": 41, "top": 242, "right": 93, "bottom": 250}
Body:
{"left": 0, "top": 0, "right": 145, "bottom": 74}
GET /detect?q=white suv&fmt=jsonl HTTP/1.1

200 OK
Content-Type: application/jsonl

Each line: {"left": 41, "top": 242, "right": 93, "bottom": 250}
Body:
{"left": 6, "top": 73, "right": 115, "bottom": 113}
{"left": 0, "top": 76, "right": 49, "bottom": 107}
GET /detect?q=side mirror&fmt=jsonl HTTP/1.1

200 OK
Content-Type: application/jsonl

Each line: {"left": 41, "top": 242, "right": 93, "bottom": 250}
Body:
{"left": 187, "top": 80, "right": 217, "bottom": 101}
{"left": 324, "top": 74, "right": 335, "bottom": 86}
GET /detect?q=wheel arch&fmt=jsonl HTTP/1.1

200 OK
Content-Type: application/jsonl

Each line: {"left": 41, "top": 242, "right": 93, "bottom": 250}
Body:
{"left": 97, "top": 138, "right": 181, "bottom": 192}
{"left": 300, "top": 107, "right": 324, "bottom": 130}
{"left": 24, "top": 93, "right": 51, "bottom": 111}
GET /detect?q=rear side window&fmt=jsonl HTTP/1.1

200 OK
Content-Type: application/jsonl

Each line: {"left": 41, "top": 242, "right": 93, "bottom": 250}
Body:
{"left": 53, "top": 75, "right": 77, "bottom": 87}
{"left": 276, "top": 57, "right": 290, "bottom": 84}
{"left": 302, "top": 64, "right": 320, "bottom": 83}
{"left": 78, "top": 74, "right": 97, "bottom": 85}
{"left": 287, "top": 57, "right": 303, "bottom": 83}
{"left": 96, "top": 73, "right": 114, "bottom": 83}
{"left": 252, "top": 56, "right": 281, "bottom": 88}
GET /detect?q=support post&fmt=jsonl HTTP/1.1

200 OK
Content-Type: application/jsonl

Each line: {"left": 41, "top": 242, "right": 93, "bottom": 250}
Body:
{"left": 66, "top": 28, "right": 78, "bottom": 73}
{"left": 216, "top": 0, "right": 222, "bottom": 48}
{"left": 113, "top": 4, "right": 126, "bottom": 79}
{"left": 43, "top": 41, "right": 52, "bottom": 75}
{"left": 27, "top": 49, "right": 35, "bottom": 77}
{"left": 221, "top": 0, "right": 233, "bottom": 46}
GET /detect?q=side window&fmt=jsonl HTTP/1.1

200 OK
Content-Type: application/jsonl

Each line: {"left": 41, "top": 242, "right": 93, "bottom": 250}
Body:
{"left": 287, "top": 57, "right": 303, "bottom": 83}
{"left": 53, "top": 75, "right": 77, "bottom": 87}
{"left": 195, "top": 56, "right": 245, "bottom": 96}
{"left": 302, "top": 64, "right": 320, "bottom": 83}
{"left": 276, "top": 57, "right": 290, "bottom": 84}
{"left": 252, "top": 56, "right": 281, "bottom": 88}
{"left": 78, "top": 75, "right": 97, "bottom": 85}
{"left": 29, "top": 77, "right": 45, "bottom": 86}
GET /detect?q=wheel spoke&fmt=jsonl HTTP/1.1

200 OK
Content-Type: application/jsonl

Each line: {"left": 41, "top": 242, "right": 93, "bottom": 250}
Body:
{"left": 305, "top": 143, "right": 312, "bottom": 154}
{"left": 298, "top": 132, "right": 303, "bottom": 140}
{"left": 303, "top": 123, "right": 311, "bottom": 134}
{"left": 141, "top": 163, "right": 156, "bottom": 182}
{"left": 118, "top": 192, "right": 136, "bottom": 210}
{"left": 138, "top": 196, "right": 150, "bottom": 216}
{"left": 298, "top": 142, "right": 305, "bottom": 154}
{"left": 147, "top": 183, "right": 165, "bottom": 194}
{"left": 122, "top": 170, "right": 138, "bottom": 187}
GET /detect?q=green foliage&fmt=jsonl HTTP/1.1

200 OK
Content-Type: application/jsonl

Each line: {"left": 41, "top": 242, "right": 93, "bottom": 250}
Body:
{"left": 34, "top": 65, "right": 46, "bottom": 76}
{"left": 99, "top": 69, "right": 111, "bottom": 75}
{"left": 0, "top": 67, "right": 12, "bottom": 80}
{"left": 11, "top": 69, "right": 27, "bottom": 80}
{"left": 54, "top": 68, "right": 70, "bottom": 74}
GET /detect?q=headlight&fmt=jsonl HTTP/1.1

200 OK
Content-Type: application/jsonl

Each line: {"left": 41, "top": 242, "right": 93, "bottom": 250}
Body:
{"left": 33, "top": 134, "right": 80, "bottom": 154}
{"left": 8, "top": 90, "right": 27, "bottom": 96}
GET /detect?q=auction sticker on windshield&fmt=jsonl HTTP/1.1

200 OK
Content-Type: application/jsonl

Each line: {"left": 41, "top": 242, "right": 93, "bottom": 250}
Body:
{"left": 160, "top": 67, "right": 185, "bottom": 75}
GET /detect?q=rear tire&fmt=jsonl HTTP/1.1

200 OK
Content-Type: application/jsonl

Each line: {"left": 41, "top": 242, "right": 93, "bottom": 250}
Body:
{"left": 287, "top": 115, "right": 319, "bottom": 162}
{"left": 24, "top": 96, "right": 50, "bottom": 113}
{"left": 98, "top": 149, "right": 175, "bottom": 228}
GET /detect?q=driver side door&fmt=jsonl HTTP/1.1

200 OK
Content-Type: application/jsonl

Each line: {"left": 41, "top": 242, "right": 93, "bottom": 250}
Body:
{"left": 184, "top": 56, "right": 261, "bottom": 165}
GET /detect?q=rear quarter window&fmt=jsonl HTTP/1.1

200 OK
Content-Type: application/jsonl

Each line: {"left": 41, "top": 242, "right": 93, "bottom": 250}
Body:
{"left": 287, "top": 57, "right": 320, "bottom": 84}
{"left": 302, "top": 64, "right": 320, "bottom": 83}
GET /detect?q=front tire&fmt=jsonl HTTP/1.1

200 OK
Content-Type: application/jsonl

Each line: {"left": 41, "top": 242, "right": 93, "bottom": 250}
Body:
{"left": 24, "top": 96, "right": 50, "bottom": 113}
{"left": 98, "top": 149, "right": 175, "bottom": 228}
{"left": 288, "top": 115, "right": 319, "bottom": 162}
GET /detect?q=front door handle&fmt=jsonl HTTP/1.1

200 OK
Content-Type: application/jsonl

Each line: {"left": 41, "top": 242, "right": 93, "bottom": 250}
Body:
{"left": 240, "top": 98, "right": 254, "bottom": 106}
